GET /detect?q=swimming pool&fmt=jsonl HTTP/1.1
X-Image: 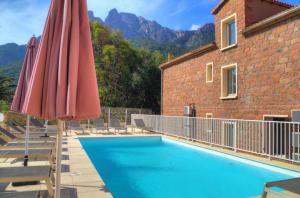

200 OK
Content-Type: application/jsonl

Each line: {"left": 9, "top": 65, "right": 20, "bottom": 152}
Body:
{"left": 79, "top": 136, "right": 300, "bottom": 198}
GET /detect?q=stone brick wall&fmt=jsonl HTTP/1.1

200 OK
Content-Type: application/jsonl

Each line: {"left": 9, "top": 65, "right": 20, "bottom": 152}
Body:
{"left": 162, "top": 0, "right": 300, "bottom": 120}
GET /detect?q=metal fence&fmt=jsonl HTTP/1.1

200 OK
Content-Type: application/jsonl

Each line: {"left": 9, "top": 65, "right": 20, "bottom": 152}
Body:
{"left": 100, "top": 107, "right": 152, "bottom": 125}
{"left": 131, "top": 114, "right": 300, "bottom": 163}
{"left": 78, "top": 107, "right": 152, "bottom": 127}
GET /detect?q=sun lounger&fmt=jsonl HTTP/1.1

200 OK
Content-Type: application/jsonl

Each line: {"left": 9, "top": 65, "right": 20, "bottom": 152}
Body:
{"left": 69, "top": 121, "right": 86, "bottom": 135}
{"left": 94, "top": 118, "right": 108, "bottom": 133}
{"left": 0, "top": 166, "right": 54, "bottom": 197}
{"left": 30, "top": 118, "right": 45, "bottom": 128}
{"left": 0, "top": 126, "right": 55, "bottom": 143}
{"left": 0, "top": 138, "right": 6, "bottom": 146}
{"left": 109, "top": 119, "right": 127, "bottom": 133}
{"left": 0, "top": 187, "right": 77, "bottom": 198}
{"left": 30, "top": 118, "right": 57, "bottom": 133}
{"left": 10, "top": 119, "right": 56, "bottom": 134}
{"left": 0, "top": 190, "right": 49, "bottom": 198}
{"left": 0, "top": 149, "right": 54, "bottom": 164}
{"left": 8, "top": 123, "right": 57, "bottom": 137}
{"left": 9, "top": 121, "right": 26, "bottom": 130}
{"left": 0, "top": 146, "right": 56, "bottom": 167}
{"left": 134, "top": 119, "right": 153, "bottom": 133}
{"left": 262, "top": 177, "right": 300, "bottom": 198}
{"left": 0, "top": 137, "right": 55, "bottom": 150}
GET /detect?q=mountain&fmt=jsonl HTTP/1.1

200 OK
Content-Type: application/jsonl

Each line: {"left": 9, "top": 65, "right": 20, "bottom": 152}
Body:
{"left": 0, "top": 43, "right": 26, "bottom": 66}
{"left": 0, "top": 43, "right": 26, "bottom": 81}
{"left": 88, "top": 10, "right": 104, "bottom": 24}
{"left": 103, "top": 9, "right": 215, "bottom": 55}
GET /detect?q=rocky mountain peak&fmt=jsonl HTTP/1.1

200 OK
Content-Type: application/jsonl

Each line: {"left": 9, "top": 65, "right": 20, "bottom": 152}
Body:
{"left": 88, "top": 10, "right": 104, "bottom": 24}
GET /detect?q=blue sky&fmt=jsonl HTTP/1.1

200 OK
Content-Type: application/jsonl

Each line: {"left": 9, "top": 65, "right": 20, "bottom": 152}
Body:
{"left": 0, "top": 0, "right": 298, "bottom": 45}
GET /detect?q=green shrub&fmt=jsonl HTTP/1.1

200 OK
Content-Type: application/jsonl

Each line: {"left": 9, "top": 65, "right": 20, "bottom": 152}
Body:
{"left": 0, "top": 100, "right": 9, "bottom": 113}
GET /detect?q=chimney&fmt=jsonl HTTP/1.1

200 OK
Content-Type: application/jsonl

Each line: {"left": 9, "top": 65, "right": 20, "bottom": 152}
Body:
{"left": 167, "top": 53, "right": 174, "bottom": 61}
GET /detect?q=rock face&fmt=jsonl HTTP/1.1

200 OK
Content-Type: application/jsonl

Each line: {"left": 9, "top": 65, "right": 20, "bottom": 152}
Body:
{"left": 104, "top": 9, "right": 215, "bottom": 50}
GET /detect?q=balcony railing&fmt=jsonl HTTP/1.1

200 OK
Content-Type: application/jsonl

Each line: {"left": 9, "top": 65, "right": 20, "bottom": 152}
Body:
{"left": 131, "top": 114, "right": 300, "bottom": 163}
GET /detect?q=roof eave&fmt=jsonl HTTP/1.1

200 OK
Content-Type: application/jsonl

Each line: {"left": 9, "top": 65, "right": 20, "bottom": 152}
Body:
{"left": 211, "top": 0, "right": 228, "bottom": 15}
{"left": 160, "top": 42, "right": 218, "bottom": 70}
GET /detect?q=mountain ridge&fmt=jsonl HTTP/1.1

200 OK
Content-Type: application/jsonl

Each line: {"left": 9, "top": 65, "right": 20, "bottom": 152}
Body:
{"left": 103, "top": 9, "right": 215, "bottom": 54}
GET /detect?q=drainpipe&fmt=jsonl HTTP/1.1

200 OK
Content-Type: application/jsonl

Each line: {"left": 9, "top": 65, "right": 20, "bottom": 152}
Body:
{"left": 161, "top": 69, "right": 164, "bottom": 115}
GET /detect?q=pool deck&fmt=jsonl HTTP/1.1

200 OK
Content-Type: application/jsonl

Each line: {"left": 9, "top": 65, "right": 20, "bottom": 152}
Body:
{"left": 61, "top": 133, "right": 113, "bottom": 198}
{"left": 1, "top": 128, "right": 300, "bottom": 198}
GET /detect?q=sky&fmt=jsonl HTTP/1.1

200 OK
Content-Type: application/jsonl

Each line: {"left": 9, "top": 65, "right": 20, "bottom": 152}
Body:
{"left": 0, "top": 0, "right": 299, "bottom": 45}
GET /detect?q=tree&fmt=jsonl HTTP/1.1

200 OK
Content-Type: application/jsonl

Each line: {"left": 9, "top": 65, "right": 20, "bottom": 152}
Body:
{"left": 90, "top": 21, "right": 166, "bottom": 113}
{"left": 132, "top": 49, "right": 164, "bottom": 113}
{"left": 0, "top": 75, "right": 14, "bottom": 101}
{"left": 0, "top": 74, "right": 15, "bottom": 113}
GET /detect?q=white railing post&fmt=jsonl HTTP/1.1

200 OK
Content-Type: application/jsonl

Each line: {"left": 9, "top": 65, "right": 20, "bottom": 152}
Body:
{"left": 269, "top": 122, "right": 271, "bottom": 160}
{"left": 125, "top": 108, "right": 128, "bottom": 127}
{"left": 108, "top": 108, "right": 111, "bottom": 127}
{"left": 234, "top": 121, "right": 237, "bottom": 152}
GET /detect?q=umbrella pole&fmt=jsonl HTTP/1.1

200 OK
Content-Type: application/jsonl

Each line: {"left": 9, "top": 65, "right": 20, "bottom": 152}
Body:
{"left": 24, "top": 115, "right": 30, "bottom": 166}
{"left": 45, "top": 120, "right": 49, "bottom": 137}
{"left": 55, "top": 120, "right": 63, "bottom": 198}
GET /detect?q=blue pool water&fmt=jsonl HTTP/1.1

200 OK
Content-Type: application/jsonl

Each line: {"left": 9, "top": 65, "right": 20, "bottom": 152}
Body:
{"left": 79, "top": 137, "right": 300, "bottom": 198}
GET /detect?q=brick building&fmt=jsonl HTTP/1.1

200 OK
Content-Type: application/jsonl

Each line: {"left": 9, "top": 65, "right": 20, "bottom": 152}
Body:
{"left": 160, "top": 0, "right": 300, "bottom": 121}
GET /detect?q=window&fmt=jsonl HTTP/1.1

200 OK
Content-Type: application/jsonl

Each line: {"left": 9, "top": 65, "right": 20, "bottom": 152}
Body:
{"left": 206, "top": 63, "right": 213, "bottom": 83}
{"left": 206, "top": 113, "right": 213, "bottom": 118}
{"left": 221, "top": 13, "right": 237, "bottom": 50}
{"left": 227, "top": 68, "right": 236, "bottom": 95}
{"left": 227, "top": 21, "right": 236, "bottom": 46}
{"left": 221, "top": 64, "right": 237, "bottom": 99}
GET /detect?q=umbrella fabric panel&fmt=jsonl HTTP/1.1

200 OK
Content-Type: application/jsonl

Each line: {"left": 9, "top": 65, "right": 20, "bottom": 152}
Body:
{"left": 11, "top": 37, "right": 38, "bottom": 112}
{"left": 22, "top": 0, "right": 101, "bottom": 120}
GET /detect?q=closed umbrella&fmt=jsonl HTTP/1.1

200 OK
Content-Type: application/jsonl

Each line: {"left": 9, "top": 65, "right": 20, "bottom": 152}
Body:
{"left": 22, "top": 0, "right": 101, "bottom": 197}
{"left": 11, "top": 36, "right": 38, "bottom": 166}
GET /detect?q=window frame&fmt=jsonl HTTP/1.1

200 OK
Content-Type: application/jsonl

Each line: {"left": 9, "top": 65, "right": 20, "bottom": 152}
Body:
{"left": 206, "top": 113, "right": 213, "bottom": 118}
{"left": 206, "top": 62, "right": 214, "bottom": 83}
{"left": 220, "top": 63, "right": 238, "bottom": 100}
{"left": 221, "top": 13, "right": 237, "bottom": 51}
